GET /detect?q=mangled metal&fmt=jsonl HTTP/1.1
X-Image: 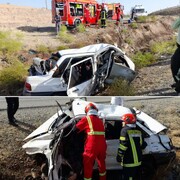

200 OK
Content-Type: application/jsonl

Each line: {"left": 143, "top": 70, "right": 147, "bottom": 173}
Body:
{"left": 23, "top": 44, "right": 136, "bottom": 96}
{"left": 22, "top": 98, "right": 176, "bottom": 180}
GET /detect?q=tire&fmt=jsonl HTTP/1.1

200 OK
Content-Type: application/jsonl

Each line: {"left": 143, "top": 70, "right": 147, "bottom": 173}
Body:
{"left": 74, "top": 19, "right": 81, "bottom": 28}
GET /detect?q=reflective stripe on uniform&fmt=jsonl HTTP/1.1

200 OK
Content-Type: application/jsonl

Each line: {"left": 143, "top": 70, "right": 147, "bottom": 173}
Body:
{"left": 123, "top": 161, "right": 141, "bottom": 167}
{"left": 101, "top": 11, "right": 106, "bottom": 19}
{"left": 84, "top": 178, "right": 92, "bottom": 180}
{"left": 99, "top": 171, "right": 106, "bottom": 176}
{"left": 119, "top": 136, "right": 126, "bottom": 141}
{"left": 86, "top": 116, "right": 105, "bottom": 136}
{"left": 126, "top": 130, "right": 141, "bottom": 167}
{"left": 119, "top": 144, "right": 127, "bottom": 151}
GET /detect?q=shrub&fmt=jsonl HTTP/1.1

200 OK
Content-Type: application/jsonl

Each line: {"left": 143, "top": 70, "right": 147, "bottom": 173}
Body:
{"left": 125, "top": 38, "right": 133, "bottom": 45}
{"left": 0, "top": 31, "right": 23, "bottom": 56}
{"left": 56, "top": 45, "right": 69, "bottom": 51}
{"left": 58, "top": 25, "right": 74, "bottom": 43}
{"left": 149, "top": 15, "right": 157, "bottom": 22}
{"left": 150, "top": 39, "right": 176, "bottom": 56}
{"left": 76, "top": 24, "right": 86, "bottom": 33}
{"left": 131, "top": 51, "right": 155, "bottom": 69}
{"left": 130, "top": 22, "right": 138, "bottom": 29}
{"left": 106, "top": 78, "right": 135, "bottom": 96}
{"left": 0, "top": 60, "right": 27, "bottom": 95}
{"left": 136, "top": 16, "right": 148, "bottom": 23}
{"left": 36, "top": 45, "right": 49, "bottom": 54}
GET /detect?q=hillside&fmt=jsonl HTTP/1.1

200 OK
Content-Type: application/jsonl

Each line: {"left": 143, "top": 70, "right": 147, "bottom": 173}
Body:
{"left": 150, "top": 6, "right": 180, "bottom": 16}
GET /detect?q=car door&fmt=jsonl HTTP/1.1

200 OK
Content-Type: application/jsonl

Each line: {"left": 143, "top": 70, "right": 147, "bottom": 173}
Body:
{"left": 96, "top": 49, "right": 114, "bottom": 81}
{"left": 67, "top": 57, "right": 94, "bottom": 96}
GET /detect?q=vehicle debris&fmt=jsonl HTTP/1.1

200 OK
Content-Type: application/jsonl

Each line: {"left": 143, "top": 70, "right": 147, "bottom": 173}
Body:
{"left": 23, "top": 43, "right": 136, "bottom": 96}
{"left": 22, "top": 97, "right": 176, "bottom": 180}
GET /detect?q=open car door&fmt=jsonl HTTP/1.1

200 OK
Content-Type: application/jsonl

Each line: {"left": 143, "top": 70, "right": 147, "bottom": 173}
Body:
{"left": 67, "top": 57, "right": 94, "bottom": 96}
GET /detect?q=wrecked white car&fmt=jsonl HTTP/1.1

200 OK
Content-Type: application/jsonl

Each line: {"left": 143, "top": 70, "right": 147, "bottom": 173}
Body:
{"left": 23, "top": 44, "right": 136, "bottom": 96}
{"left": 22, "top": 98, "right": 176, "bottom": 180}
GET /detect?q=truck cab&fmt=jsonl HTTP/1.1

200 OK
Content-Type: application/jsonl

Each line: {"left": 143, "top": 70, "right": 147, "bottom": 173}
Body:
{"left": 131, "top": 5, "right": 148, "bottom": 20}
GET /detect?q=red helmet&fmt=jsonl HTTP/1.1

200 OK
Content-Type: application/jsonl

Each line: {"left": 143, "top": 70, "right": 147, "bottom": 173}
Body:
{"left": 85, "top": 103, "right": 98, "bottom": 114}
{"left": 121, "top": 113, "right": 136, "bottom": 124}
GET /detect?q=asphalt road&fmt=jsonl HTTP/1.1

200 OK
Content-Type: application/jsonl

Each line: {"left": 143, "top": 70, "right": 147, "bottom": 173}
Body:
{"left": 0, "top": 96, "right": 176, "bottom": 110}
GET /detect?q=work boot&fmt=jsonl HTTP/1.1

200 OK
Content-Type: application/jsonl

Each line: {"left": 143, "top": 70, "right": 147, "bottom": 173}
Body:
{"left": 9, "top": 121, "right": 18, "bottom": 126}
{"left": 13, "top": 117, "right": 18, "bottom": 122}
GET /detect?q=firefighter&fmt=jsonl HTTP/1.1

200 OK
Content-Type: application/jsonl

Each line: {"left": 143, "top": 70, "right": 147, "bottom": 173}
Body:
{"left": 100, "top": 7, "right": 107, "bottom": 28}
{"left": 75, "top": 103, "right": 107, "bottom": 180}
{"left": 84, "top": 3, "right": 90, "bottom": 26}
{"left": 116, "top": 113, "right": 147, "bottom": 180}
{"left": 171, "top": 17, "right": 180, "bottom": 95}
{"left": 96, "top": 5, "right": 101, "bottom": 25}
{"left": 116, "top": 5, "right": 121, "bottom": 26}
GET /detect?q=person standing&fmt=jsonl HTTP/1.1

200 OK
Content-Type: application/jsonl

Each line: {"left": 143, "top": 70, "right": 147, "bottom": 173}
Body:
{"left": 6, "top": 97, "right": 19, "bottom": 126}
{"left": 116, "top": 113, "right": 147, "bottom": 180}
{"left": 116, "top": 5, "right": 121, "bottom": 26}
{"left": 75, "top": 103, "right": 107, "bottom": 180}
{"left": 96, "top": 4, "right": 101, "bottom": 25}
{"left": 171, "top": 17, "right": 180, "bottom": 95}
{"left": 100, "top": 7, "right": 107, "bottom": 28}
{"left": 84, "top": 3, "right": 90, "bottom": 26}
{"left": 54, "top": 11, "right": 61, "bottom": 34}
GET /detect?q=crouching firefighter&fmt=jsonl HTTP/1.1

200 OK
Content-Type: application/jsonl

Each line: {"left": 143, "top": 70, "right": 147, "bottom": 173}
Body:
{"left": 116, "top": 113, "right": 147, "bottom": 180}
{"left": 75, "top": 103, "right": 107, "bottom": 180}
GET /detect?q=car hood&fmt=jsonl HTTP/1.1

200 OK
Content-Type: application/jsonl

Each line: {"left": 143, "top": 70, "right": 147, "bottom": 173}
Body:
{"left": 24, "top": 110, "right": 63, "bottom": 141}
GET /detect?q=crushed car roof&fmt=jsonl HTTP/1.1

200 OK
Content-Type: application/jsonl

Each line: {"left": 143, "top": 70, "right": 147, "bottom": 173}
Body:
{"left": 58, "top": 43, "right": 121, "bottom": 56}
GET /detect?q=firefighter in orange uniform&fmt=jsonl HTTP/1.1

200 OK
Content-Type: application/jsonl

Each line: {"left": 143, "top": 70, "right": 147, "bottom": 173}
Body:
{"left": 96, "top": 4, "right": 101, "bottom": 25}
{"left": 116, "top": 5, "right": 121, "bottom": 25}
{"left": 84, "top": 3, "right": 90, "bottom": 26}
{"left": 75, "top": 103, "right": 107, "bottom": 180}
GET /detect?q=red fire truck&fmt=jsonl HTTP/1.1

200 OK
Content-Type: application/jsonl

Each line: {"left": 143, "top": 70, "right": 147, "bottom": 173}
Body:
{"left": 52, "top": 0, "right": 100, "bottom": 27}
{"left": 104, "top": 3, "right": 124, "bottom": 20}
{"left": 51, "top": 0, "right": 124, "bottom": 27}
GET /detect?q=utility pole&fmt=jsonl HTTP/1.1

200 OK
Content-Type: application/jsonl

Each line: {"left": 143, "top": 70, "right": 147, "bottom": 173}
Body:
{"left": 45, "top": 0, "right": 48, "bottom": 9}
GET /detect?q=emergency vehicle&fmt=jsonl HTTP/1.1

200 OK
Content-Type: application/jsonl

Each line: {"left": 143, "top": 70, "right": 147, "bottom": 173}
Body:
{"left": 52, "top": 0, "right": 124, "bottom": 27}
{"left": 131, "top": 5, "right": 148, "bottom": 20}
{"left": 52, "top": 0, "right": 99, "bottom": 27}
{"left": 104, "top": 3, "right": 124, "bottom": 20}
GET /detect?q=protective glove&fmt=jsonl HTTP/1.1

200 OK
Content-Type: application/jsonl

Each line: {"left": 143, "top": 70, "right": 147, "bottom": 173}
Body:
{"left": 116, "top": 154, "right": 122, "bottom": 163}
{"left": 116, "top": 148, "right": 123, "bottom": 163}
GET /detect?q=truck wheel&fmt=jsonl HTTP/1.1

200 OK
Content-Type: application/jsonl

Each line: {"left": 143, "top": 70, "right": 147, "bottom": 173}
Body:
{"left": 74, "top": 19, "right": 81, "bottom": 28}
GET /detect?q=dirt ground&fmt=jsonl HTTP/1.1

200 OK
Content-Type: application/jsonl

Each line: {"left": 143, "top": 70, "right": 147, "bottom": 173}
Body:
{"left": 0, "top": 97, "right": 180, "bottom": 180}
{"left": 0, "top": 4, "right": 179, "bottom": 96}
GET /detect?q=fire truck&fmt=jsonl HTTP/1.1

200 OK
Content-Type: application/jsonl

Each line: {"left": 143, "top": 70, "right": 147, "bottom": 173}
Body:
{"left": 52, "top": 0, "right": 99, "bottom": 27}
{"left": 103, "top": 3, "right": 124, "bottom": 20}
{"left": 51, "top": 0, "right": 124, "bottom": 27}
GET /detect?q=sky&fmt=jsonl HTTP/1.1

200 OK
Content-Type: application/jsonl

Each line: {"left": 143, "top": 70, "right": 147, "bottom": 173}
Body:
{"left": 0, "top": 0, "right": 179, "bottom": 14}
